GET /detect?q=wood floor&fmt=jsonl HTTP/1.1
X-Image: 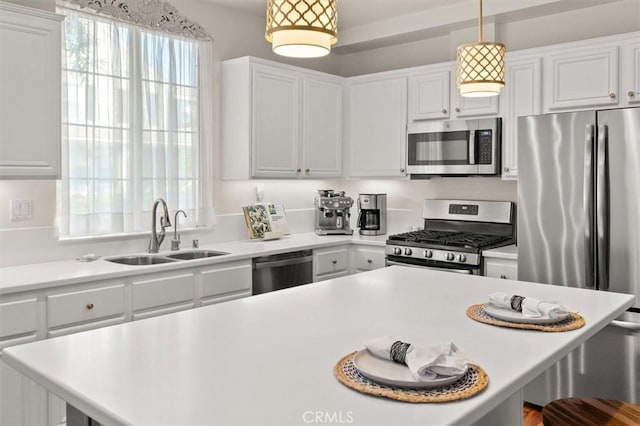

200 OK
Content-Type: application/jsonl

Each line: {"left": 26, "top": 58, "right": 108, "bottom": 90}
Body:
{"left": 524, "top": 403, "right": 544, "bottom": 426}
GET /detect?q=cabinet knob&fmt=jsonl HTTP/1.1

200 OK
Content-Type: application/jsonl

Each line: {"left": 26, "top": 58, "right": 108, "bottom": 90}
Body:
{"left": 609, "top": 92, "right": 616, "bottom": 99}
{"left": 400, "top": 168, "right": 405, "bottom": 173}
{"left": 86, "top": 303, "right": 94, "bottom": 310}
{"left": 367, "top": 259, "right": 373, "bottom": 264}
{"left": 500, "top": 275, "right": 507, "bottom": 279}
{"left": 332, "top": 259, "right": 337, "bottom": 264}
{"left": 455, "top": 107, "right": 461, "bottom": 113}
{"left": 442, "top": 109, "right": 447, "bottom": 114}
{"left": 305, "top": 168, "right": 310, "bottom": 174}
{"left": 504, "top": 167, "right": 510, "bottom": 172}
{"left": 629, "top": 90, "right": 636, "bottom": 98}
{"left": 296, "top": 168, "right": 301, "bottom": 173}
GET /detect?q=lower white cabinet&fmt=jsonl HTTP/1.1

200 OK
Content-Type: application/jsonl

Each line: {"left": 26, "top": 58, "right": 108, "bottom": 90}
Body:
{"left": 131, "top": 271, "right": 195, "bottom": 320}
{"left": 313, "top": 245, "right": 350, "bottom": 281}
{"left": 350, "top": 245, "right": 386, "bottom": 273}
{"left": 200, "top": 260, "right": 252, "bottom": 306}
{"left": 47, "top": 283, "right": 125, "bottom": 329}
{"left": 484, "top": 257, "right": 518, "bottom": 280}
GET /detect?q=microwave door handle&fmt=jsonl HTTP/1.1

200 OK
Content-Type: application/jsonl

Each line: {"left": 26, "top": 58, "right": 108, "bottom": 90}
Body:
{"left": 469, "top": 130, "right": 476, "bottom": 165}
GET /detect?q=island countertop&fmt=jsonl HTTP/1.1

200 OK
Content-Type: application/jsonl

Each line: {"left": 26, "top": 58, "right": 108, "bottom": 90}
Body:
{"left": 3, "top": 266, "right": 634, "bottom": 426}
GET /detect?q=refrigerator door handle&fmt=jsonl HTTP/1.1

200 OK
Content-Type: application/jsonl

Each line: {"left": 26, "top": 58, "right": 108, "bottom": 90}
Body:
{"left": 610, "top": 319, "right": 640, "bottom": 331}
{"left": 584, "top": 125, "right": 595, "bottom": 289}
{"left": 596, "top": 125, "right": 610, "bottom": 291}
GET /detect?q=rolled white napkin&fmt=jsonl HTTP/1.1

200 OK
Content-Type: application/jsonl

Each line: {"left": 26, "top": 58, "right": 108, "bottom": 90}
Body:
{"left": 363, "top": 336, "right": 471, "bottom": 381}
{"left": 488, "top": 292, "right": 570, "bottom": 319}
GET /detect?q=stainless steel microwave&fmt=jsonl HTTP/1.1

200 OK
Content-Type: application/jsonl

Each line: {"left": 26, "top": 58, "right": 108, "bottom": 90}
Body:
{"left": 406, "top": 118, "right": 501, "bottom": 176}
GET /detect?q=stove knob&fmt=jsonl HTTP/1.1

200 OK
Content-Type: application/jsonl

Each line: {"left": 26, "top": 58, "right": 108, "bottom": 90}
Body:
{"left": 458, "top": 254, "right": 467, "bottom": 263}
{"left": 404, "top": 248, "right": 413, "bottom": 256}
{"left": 446, "top": 252, "right": 455, "bottom": 261}
{"left": 423, "top": 249, "right": 433, "bottom": 258}
{"left": 393, "top": 247, "right": 402, "bottom": 255}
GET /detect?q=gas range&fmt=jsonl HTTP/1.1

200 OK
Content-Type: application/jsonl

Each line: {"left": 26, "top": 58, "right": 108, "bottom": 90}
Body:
{"left": 385, "top": 200, "right": 515, "bottom": 274}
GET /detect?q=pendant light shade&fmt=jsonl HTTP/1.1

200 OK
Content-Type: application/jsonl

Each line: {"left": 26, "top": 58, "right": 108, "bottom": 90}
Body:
{"left": 266, "top": 0, "right": 338, "bottom": 58}
{"left": 456, "top": 0, "right": 505, "bottom": 97}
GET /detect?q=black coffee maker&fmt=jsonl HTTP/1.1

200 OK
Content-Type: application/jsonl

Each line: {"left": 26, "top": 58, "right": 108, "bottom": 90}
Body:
{"left": 357, "top": 194, "right": 387, "bottom": 236}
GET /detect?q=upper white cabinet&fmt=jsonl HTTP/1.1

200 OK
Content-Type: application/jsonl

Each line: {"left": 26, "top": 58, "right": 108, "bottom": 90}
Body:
{"left": 622, "top": 39, "right": 640, "bottom": 104}
{"left": 450, "top": 71, "right": 500, "bottom": 118}
{"left": 408, "top": 68, "right": 450, "bottom": 120}
{"left": 501, "top": 54, "right": 542, "bottom": 180}
{"left": 0, "top": 3, "right": 64, "bottom": 179}
{"left": 222, "top": 57, "right": 343, "bottom": 179}
{"left": 347, "top": 74, "right": 407, "bottom": 177}
{"left": 543, "top": 43, "right": 619, "bottom": 111}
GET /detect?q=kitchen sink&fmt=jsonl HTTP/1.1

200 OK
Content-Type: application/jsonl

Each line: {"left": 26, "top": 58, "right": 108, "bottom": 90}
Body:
{"left": 165, "top": 250, "right": 229, "bottom": 260}
{"left": 106, "top": 255, "right": 179, "bottom": 265}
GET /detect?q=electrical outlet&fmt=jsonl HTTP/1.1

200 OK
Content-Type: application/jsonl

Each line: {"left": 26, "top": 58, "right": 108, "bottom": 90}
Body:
{"left": 10, "top": 199, "right": 33, "bottom": 221}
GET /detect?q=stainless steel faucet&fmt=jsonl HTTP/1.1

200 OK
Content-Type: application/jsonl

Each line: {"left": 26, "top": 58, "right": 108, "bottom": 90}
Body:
{"left": 171, "top": 210, "right": 187, "bottom": 251}
{"left": 148, "top": 198, "right": 172, "bottom": 253}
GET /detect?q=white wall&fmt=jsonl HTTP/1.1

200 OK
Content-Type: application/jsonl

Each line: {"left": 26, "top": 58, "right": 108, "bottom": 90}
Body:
{"left": 0, "top": 0, "right": 637, "bottom": 263}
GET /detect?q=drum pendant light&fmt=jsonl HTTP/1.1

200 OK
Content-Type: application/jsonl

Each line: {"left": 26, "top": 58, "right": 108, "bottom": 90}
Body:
{"left": 266, "top": 0, "right": 338, "bottom": 58}
{"left": 456, "top": 0, "right": 506, "bottom": 97}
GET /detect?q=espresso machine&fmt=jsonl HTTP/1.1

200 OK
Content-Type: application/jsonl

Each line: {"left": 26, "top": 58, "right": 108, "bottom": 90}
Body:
{"left": 315, "top": 190, "right": 354, "bottom": 235}
{"left": 357, "top": 194, "right": 387, "bottom": 236}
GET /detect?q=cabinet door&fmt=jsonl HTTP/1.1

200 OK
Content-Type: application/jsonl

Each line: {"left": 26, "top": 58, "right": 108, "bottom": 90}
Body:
{"left": 251, "top": 64, "right": 300, "bottom": 178}
{"left": 302, "top": 75, "right": 342, "bottom": 178}
{"left": 131, "top": 271, "right": 195, "bottom": 319}
{"left": 348, "top": 76, "right": 407, "bottom": 177}
{"left": 314, "top": 246, "right": 349, "bottom": 281}
{"left": 0, "top": 4, "right": 63, "bottom": 179}
{"left": 501, "top": 56, "right": 542, "bottom": 180}
{"left": 484, "top": 258, "right": 517, "bottom": 280}
{"left": 200, "top": 261, "right": 252, "bottom": 305}
{"left": 408, "top": 70, "right": 450, "bottom": 120}
{"left": 623, "top": 40, "right": 640, "bottom": 105}
{"left": 351, "top": 246, "right": 386, "bottom": 273}
{"left": 544, "top": 44, "right": 619, "bottom": 111}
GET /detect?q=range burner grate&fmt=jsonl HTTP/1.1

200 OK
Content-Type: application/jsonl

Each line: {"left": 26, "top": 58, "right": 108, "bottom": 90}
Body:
{"left": 388, "top": 230, "right": 510, "bottom": 249}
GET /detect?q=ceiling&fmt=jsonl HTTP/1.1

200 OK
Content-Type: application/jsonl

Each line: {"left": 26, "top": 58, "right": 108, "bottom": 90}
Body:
{"left": 203, "top": 0, "right": 621, "bottom": 52}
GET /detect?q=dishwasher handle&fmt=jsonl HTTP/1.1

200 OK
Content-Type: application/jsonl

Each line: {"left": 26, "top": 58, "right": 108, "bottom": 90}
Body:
{"left": 253, "top": 255, "right": 313, "bottom": 270}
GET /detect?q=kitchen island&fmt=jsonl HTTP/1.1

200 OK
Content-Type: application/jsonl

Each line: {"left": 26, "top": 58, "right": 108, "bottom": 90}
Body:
{"left": 3, "top": 266, "right": 634, "bottom": 426}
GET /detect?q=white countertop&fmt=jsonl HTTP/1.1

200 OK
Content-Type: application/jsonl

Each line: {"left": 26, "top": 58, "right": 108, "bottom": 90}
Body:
{"left": 4, "top": 267, "right": 634, "bottom": 426}
{"left": 483, "top": 244, "right": 518, "bottom": 260}
{"left": 0, "top": 232, "right": 387, "bottom": 295}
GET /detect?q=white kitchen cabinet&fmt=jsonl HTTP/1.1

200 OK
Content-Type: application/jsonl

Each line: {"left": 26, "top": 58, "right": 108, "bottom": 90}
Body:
{"left": 451, "top": 89, "right": 500, "bottom": 119}
{"left": 408, "top": 68, "right": 450, "bottom": 120}
{"left": 0, "top": 2, "right": 64, "bottom": 179}
{"left": 222, "top": 57, "right": 343, "bottom": 179}
{"left": 47, "top": 283, "right": 125, "bottom": 329}
{"left": 622, "top": 39, "right": 640, "bottom": 105}
{"left": 350, "top": 245, "right": 386, "bottom": 273}
{"left": 314, "top": 245, "right": 350, "bottom": 281}
{"left": 199, "top": 260, "right": 252, "bottom": 306}
{"left": 484, "top": 257, "right": 518, "bottom": 280}
{"left": 131, "top": 271, "right": 195, "bottom": 320}
{"left": 501, "top": 54, "right": 542, "bottom": 180}
{"left": 543, "top": 43, "right": 619, "bottom": 111}
{"left": 347, "top": 74, "right": 407, "bottom": 177}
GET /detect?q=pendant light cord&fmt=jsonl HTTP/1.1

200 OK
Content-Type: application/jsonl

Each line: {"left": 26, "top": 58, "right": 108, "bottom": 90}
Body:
{"left": 478, "top": 0, "right": 483, "bottom": 42}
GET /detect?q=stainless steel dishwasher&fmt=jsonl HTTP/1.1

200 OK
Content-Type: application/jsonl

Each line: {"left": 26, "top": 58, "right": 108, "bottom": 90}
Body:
{"left": 252, "top": 250, "right": 313, "bottom": 295}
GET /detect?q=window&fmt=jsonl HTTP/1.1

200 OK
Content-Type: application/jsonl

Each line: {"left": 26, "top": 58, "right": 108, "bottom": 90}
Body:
{"left": 57, "top": 8, "right": 214, "bottom": 238}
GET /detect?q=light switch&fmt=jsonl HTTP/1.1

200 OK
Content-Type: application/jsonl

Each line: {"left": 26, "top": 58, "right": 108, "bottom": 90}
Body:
{"left": 10, "top": 199, "right": 33, "bottom": 221}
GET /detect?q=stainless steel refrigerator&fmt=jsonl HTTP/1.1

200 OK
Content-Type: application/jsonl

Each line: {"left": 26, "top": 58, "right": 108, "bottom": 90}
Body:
{"left": 517, "top": 107, "right": 640, "bottom": 406}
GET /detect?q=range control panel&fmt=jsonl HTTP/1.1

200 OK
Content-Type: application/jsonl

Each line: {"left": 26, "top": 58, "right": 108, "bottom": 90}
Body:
{"left": 449, "top": 204, "right": 479, "bottom": 215}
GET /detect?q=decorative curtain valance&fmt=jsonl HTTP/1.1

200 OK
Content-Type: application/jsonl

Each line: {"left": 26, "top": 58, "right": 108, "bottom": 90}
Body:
{"left": 58, "top": 0, "right": 211, "bottom": 40}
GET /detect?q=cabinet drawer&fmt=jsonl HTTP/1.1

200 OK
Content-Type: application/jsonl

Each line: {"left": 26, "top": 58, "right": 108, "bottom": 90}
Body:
{"left": 0, "top": 299, "right": 38, "bottom": 339}
{"left": 201, "top": 262, "right": 252, "bottom": 298}
{"left": 132, "top": 272, "right": 194, "bottom": 312}
{"left": 315, "top": 247, "right": 349, "bottom": 277}
{"left": 352, "top": 247, "right": 386, "bottom": 272}
{"left": 47, "top": 285, "right": 124, "bottom": 329}
{"left": 484, "top": 258, "right": 518, "bottom": 280}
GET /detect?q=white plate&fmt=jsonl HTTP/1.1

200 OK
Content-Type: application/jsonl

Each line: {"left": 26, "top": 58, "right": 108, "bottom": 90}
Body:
{"left": 352, "top": 350, "right": 467, "bottom": 389}
{"left": 483, "top": 303, "right": 571, "bottom": 324}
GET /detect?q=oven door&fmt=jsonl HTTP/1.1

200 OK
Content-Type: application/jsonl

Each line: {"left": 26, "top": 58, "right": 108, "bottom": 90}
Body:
{"left": 385, "top": 259, "right": 477, "bottom": 275}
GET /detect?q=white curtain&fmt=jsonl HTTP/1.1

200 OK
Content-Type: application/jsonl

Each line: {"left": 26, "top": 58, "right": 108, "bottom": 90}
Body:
{"left": 57, "top": 8, "right": 215, "bottom": 238}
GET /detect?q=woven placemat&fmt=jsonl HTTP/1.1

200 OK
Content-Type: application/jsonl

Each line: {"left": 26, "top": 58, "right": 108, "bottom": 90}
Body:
{"left": 334, "top": 352, "right": 489, "bottom": 403}
{"left": 466, "top": 304, "right": 585, "bottom": 332}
